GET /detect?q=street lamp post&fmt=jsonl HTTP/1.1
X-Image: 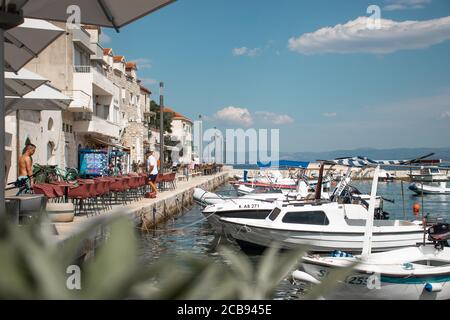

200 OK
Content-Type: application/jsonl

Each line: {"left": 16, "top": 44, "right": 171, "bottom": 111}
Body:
{"left": 159, "top": 82, "right": 164, "bottom": 173}
{"left": 198, "top": 114, "right": 203, "bottom": 164}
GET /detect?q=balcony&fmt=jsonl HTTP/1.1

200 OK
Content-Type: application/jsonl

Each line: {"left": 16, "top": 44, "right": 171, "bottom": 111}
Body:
{"left": 73, "top": 65, "right": 114, "bottom": 98}
{"left": 90, "top": 42, "right": 104, "bottom": 61}
{"left": 72, "top": 28, "right": 94, "bottom": 54}
{"left": 92, "top": 67, "right": 115, "bottom": 95}
{"left": 73, "top": 114, "right": 120, "bottom": 139}
{"left": 63, "top": 90, "right": 92, "bottom": 112}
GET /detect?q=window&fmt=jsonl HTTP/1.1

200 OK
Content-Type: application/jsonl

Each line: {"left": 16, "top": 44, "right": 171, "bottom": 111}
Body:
{"left": 62, "top": 122, "right": 65, "bottom": 132}
{"left": 47, "top": 117, "right": 54, "bottom": 131}
{"left": 282, "top": 211, "right": 329, "bottom": 225}
{"left": 268, "top": 208, "right": 281, "bottom": 221}
{"left": 69, "top": 125, "right": 73, "bottom": 133}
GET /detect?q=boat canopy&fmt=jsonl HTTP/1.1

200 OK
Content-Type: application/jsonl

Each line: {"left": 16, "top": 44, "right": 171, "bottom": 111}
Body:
{"left": 256, "top": 160, "right": 310, "bottom": 169}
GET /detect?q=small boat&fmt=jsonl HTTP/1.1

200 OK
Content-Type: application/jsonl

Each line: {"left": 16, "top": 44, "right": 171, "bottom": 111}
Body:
{"left": 408, "top": 167, "right": 450, "bottom": 195}
{"left": 292, "top": 166, "right": 450, "bottom": 300}
{"left": 295, "top": 233, "right": 450, "bottom": 300}
{"left": 409, "top": 167, "right": 449, "bottom": 183}
{"left": 219, "top": 201, "right": 423, "bottom": 253}
{"left": 409, "top": 182, "right": 450, "bottom": 195}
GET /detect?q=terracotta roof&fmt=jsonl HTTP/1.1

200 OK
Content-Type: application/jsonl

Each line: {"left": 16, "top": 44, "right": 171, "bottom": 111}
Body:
{"left": 163, "top": 107, "right": 192, "bottom": 123}
{"left": 103, "top": 48, "right": 113, "bottom": 55}
{"left": 139, "top": 85, "right": 151, "bottom": 94}
{"left": 113, "top": 55, "right": 125, "bottom": 63}
{"left": 126, "top": 62, "right": 137, "bottom": 70}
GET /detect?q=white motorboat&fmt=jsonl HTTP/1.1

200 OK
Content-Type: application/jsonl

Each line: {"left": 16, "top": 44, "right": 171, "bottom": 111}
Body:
{"left": 295, "top": 240, "right": 450, "bottom": 300}
{"left": 409, "top": 182, "right": 450, "bottom": 195}
{"left": 409, "top": 167, "right": 449, "bottom": 183}
{"left": 199, "top": 168, "right": 389, "bottom": 234}
{"left": 219, "top": 201, "right": 424, "bottom": 253}
{"left": 193, "top": 182, "right": 309, "bottom": 208}
{"left": 292, "top": 166, "right": 450, "bottom": 300}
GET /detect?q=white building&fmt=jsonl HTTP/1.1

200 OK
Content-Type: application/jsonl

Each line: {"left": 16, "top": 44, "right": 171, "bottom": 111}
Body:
{"left": 164, "top": 107, "right": 193, "bottom": 164}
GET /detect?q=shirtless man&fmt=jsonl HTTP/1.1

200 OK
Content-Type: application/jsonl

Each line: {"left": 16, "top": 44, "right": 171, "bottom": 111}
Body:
{"left": 17, "top": 144, "right": 36, "bottom": 193}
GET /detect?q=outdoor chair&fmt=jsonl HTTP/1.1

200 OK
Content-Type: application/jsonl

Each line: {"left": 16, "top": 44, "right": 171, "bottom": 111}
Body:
{"left": 67, "top": 184, "right": 90, "bottom": 216}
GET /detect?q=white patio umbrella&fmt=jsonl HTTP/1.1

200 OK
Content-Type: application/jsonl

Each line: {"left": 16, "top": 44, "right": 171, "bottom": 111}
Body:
{"left": 5, "top": 18, "right": 64, "bottom": 72}
{"left": 1, "top": 0, "right": 176, "bottom": 216}
{"left": 5, "top": 68, "right": 48, "bottom": 96}
{"left": 5, "top": 82, "right": 71, "bottom": 114}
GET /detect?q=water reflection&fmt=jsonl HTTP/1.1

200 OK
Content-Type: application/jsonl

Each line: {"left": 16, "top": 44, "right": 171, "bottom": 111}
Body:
{"left": 138, "top": 181, "right": 450, "bottom": 299}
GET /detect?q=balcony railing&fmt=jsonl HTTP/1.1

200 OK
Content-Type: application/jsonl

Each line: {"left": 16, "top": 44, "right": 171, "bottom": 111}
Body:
{"left": 73, "top": 65, "right": 91, "bottom": 73}
{"left": 63, "top": 90, "right": 92, "bottom": 111}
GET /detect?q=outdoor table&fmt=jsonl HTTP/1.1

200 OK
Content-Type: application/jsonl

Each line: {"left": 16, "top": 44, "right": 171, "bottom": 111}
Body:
{"left": 51, "top": 181, "right": 77, "bottom": 203}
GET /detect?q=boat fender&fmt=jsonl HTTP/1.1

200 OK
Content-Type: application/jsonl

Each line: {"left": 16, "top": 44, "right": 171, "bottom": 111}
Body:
{"left": 292, "top": 270, "right": 321, "bottom": 284}
{"left": 331, "top": 250, "right": 353, "bottom": 258}
{"left": 424, "top": 283, "right": 443, "bottom": 293}
{"left": 413, "top": 203, "right": 421, "bottom": 217}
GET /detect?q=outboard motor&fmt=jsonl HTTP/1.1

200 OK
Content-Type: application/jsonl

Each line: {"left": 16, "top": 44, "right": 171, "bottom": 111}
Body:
{"left": 428, "top": 223, "right": 450, "bottom": 250}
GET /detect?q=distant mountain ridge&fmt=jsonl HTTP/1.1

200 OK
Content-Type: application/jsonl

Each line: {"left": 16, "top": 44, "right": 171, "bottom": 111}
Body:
{"left": 280, "top": 147, "right": 450, "bottom": 163}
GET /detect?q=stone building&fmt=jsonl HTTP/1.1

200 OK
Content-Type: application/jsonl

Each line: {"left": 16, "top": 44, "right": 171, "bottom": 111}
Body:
{"left": 4, "top": 22, "right": 154, "bottom": 182}
{"left": 104, "top": 56, "right": 148, "bottom": 170}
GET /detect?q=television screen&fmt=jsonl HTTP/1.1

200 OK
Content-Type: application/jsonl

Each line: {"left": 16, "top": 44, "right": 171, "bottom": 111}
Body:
{"left": 79, "top": 150, "right": 108, "bottom": 177}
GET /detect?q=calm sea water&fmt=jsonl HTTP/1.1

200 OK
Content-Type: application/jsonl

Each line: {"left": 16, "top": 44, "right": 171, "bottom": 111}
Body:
{"left": 138, "top": 181, "right": 450, "bottom": 300}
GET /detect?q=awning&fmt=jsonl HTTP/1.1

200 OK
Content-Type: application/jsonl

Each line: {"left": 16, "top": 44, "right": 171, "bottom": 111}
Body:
{"left": 87, "top": 136, "right": 129, "bottom": 151}
{"left": 5, "top": 83, "right": 72, "bottom": 115}
{"left": 5, "top": 18, "right": 64, "bottom": 72}
{"left": 5, "top": 68, "right": 48, "bottom": 97}
{"left": 257, "top": 160, "right": 310, "bottom": 169}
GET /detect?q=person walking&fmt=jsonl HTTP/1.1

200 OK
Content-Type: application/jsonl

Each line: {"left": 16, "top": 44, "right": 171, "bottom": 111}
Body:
{"left": 146, "top": 150, "right": 158, "bottom": 196}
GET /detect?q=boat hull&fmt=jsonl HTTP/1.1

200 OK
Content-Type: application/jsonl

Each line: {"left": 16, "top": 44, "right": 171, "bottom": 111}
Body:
{"left": 409, "top": 183, "right": 450, "bottom": 195}
{"left": 221, "top": 220, "right": 425, "bottom": 253}
{"left": 300, "top": 262, "right": 450, "bottom": 300}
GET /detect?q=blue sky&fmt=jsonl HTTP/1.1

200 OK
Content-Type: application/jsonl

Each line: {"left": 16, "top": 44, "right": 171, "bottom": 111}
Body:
{"left": 104, "top": 0, "right": 450, "bottom": 152}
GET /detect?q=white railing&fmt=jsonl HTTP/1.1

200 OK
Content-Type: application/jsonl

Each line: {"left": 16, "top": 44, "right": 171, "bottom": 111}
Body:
{"left": 73, "top": 65, "right": 91, "bottom": 73}
{"left": 63, "top": 90, "right": 92, "bottom": 111}
{"left": 92, "top": 67, "right": 114, "bottom": 94}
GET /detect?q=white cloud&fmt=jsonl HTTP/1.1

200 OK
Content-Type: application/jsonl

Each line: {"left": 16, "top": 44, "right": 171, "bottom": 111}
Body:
{"left": 323, "top": 112, "right": 337, "bottom": 117}
{"left": 232, "top": 46, "right": 261, "bottom": 57}
{"left": 232, "top": 47, "right": 248, "bottom": 56}
{"left": 99, "top": 32, "right": 112, "bottom": 45}
{"left": 441, "top": 111, "right": 450, "bottom": 118}
{"left": 131, "top": 58, "right": 152, "bottom": 69}
{"left": 384, "top": 0, "right": 431, "bottom": 11}
{"left": 214, "top": 106, "right": 254, "bottom": 127}
{"left": 288, "top": 16, "right": 450, "bottom": 55}
{"left": 255, "top": 112, "right": 294, "bottom": 125}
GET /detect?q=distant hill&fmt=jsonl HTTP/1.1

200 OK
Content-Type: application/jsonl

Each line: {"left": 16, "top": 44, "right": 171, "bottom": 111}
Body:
{"left": 280, "top": 147, "right": 450, "bottom": 162}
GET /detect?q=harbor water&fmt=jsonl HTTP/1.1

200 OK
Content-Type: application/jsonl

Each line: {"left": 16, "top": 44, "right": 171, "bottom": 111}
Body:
{"left": 138, "top": 181, "right": 450, "bottom": 300}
